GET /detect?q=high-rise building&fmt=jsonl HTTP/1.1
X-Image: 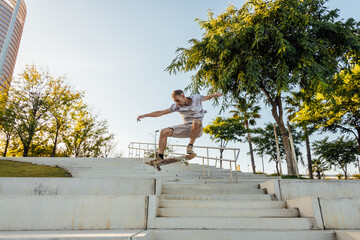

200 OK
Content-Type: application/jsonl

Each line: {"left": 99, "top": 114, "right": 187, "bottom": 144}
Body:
{"left": 0, "top": 0, "right": 26, "bottom": 85}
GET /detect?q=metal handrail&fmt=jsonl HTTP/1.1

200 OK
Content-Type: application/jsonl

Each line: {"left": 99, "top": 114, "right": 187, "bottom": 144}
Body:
{"left": 128, "top": 142, "right": 240, "bottom": 183}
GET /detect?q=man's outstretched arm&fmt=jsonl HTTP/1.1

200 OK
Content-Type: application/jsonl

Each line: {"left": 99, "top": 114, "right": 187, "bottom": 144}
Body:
{"left": 137, "top": 109, "right": 171, "bottom": 122}
{"left": 203, "top": 92, "right": 223, "bottom": 101}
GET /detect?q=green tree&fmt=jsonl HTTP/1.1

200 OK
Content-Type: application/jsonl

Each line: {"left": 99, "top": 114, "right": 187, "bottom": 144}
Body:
{"left": 312, "top": 136, "right": 358, "bottom": 179}
{"left": 166, "top": 0, "right": 360, "bottom": 175}
{"left": 311, "top": 158, "right": 330, "bottom": 179}
{"left": 62, "top": 104, "right": 115, "bottom": 158}
{"left": 3, "top": 65, "right": 71, "bottom": 157}
{"left": 46, "top": 78, "right": 83, "bottom": 157}
{"left": 203, "top": 116, "right": 246, "bottom": 163}
{"left": 230, "top": 96, "right": 260, "bottom": 173}
{"left": 293, "top": 64, "right": 360, "bottom": 156}
{"left": 252, "top": 123, "right": 303, "bottom": 175}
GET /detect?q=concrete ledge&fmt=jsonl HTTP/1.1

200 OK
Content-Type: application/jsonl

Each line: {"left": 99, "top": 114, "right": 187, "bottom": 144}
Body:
{"left": 261, "top": 180, "right": 360, "bottom": 201}
{"left": 0, "top": 230, "right": 145, "bottom": 240}
{"left": 0, "top": 196, "right": 148, "bottom": 230}
{"left": 286, "top": 196, "right": 324, "bottom": 229}
{"left": 133, "top": 230, "right": 336, "bottom": 240}
{"left": 0, "top": 178, "right": 155, "bottom": 195}
{"left": 336, "top": 230, "right": 360, "bottom": 240}
{"left": 259, "top": 180, "right": 281, "bottom": 200}
{"left": 320, "top": 198, "right": 360, "bottom": 230}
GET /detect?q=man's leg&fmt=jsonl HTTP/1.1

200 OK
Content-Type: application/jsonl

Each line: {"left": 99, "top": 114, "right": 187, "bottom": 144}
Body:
{"left": 187, "top": 120, "right": 202, "bottom": 154}
{"left": 189, "top": 119, "right": 202, "bottom": 144}
{"left": 158, "top": 128, "right": 174, "bottom": 158}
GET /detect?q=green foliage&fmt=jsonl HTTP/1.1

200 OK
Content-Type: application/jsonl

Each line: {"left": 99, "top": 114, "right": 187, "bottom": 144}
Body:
{"left": 203, "top": 116, "right": 246, "bottom": 159}
{"left": 293, "top": 64, "right": 360, "bottom": 154}
{"left": 203, "top": 116, "right": 246, "bottom": 146}
{"left": 353, "top": 174, "right": 360, "bottom": 180}
{"left": 312, "top": 136, "right": 358, "bottom": 179}
{"left": 311, "top": 158, "right": 331, "bottom": 179}
{"left": 0, "top": 65, "right": 116, "bottom": 158}
{"left": 166, "top": 0, "right": 360, "bottom": 175}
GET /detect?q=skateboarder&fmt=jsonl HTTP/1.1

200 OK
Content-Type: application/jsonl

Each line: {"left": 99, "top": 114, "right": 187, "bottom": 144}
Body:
{"left": 137, "top": 90, "right": 222, "bottom": 160}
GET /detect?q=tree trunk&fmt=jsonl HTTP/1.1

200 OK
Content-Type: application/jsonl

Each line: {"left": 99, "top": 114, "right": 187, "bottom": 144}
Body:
{"left": 260, "top": 88, "right": 296, "bottom": 175}
{"left": 51, "top": 128, "right": 59, "bottom": 157}
{"left": 356, "top": 128, "right": 360, "bottom": 155}
{"left": 275, "top": 161, "right": 279, "bottom": 175}
{"left": 304, "top": 127, "right": 313, "bottom": 179}
{"left": 317, "top": 171, "right": 321, "bottom": 179}
{"left": 245, "top": 121, "right": 256, "bottom": 173}
{"left": 277, "top": 120, "right": 296, "bottom": 175}
{"left": 23, "top": 145, "right": 29, "bottom": 157}
{"left": 3, "top": 133, "right": 10, "bottom": 157}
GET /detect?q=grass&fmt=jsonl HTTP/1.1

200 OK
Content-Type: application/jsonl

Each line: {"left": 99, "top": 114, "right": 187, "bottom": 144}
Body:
{"left": 281, "top": 175, "right": 307, "bottom": 179}
{"left": 0, "top": 160, "right": 72, "bottom": 177}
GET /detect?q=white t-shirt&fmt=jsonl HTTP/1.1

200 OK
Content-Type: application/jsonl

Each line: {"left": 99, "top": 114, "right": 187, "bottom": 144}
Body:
{"left": 169, "top": 94, "right": 207, "bottom": 124}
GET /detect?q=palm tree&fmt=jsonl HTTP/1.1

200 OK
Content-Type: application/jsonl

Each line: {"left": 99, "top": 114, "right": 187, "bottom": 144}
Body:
{"left": 311, "top": 158, "right": 330, "bottom": 179}
{"left": 230, "top": 96, "right": 260, "bottom": 174}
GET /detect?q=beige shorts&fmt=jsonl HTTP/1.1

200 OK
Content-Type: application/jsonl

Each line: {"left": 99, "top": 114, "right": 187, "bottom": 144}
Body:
{"left": 169, "top": 123, "right": 203, "bottom": 138}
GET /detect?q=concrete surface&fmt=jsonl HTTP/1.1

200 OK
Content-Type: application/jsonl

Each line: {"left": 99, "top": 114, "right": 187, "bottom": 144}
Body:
{"left": 133, "top": 230, "right": 337, "bottom": 240}
{"left": 0, "top": 195, "right": 148, "bottom": 230}
{"left": 336, "top": 231, "right": 360, "bottom": 240}
{"left": 261, "top": 180, "right": 360, "bottom": 201}
{"left": 320, "top": 198, "right": 360, "bottom": 230}
{"left": 286, "top": 196, "right": 324, "bottom": 229}
{"left": 0, "top": 230, "right": 144, "bottom": 240}
{"left": 0, "top": 178, "right": 155, "bottom": 195}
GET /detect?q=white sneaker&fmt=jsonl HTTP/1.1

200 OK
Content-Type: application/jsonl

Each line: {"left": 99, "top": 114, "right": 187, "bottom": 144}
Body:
{"left": 186, "top": 144, "right": 194, "bottom": 154}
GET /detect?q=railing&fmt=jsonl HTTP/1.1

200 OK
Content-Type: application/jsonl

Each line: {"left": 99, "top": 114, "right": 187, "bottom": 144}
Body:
{"left": 128, "top": 142, "right": 240, "bottom": 183}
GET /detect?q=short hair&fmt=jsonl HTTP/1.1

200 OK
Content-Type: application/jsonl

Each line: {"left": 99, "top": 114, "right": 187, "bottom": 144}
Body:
{"left": 172, "top": 89, "right": 184, "bottom": 98}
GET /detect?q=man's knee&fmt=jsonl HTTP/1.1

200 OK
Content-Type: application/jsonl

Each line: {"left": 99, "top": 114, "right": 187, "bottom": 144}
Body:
{"left": 192, "top": 119, "right": 202, "bottom": 129}
{"left": 160, "top": 128, "right": 173, "bottom": 137}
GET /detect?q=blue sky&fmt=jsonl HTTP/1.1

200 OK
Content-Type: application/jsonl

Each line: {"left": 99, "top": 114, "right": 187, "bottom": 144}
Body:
{"left": 13, "top": 0, "right": 360, "bottom": 174}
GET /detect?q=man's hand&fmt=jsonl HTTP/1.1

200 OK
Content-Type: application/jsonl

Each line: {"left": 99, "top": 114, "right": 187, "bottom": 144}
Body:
{"left": 137, "top": 115, "right": 145, "bottom": 122}
{"left": 214, "top": 92, "right": 223, "bottom": 97}
{"left": 203, "top": 92, "right": 223, "bottom": 101}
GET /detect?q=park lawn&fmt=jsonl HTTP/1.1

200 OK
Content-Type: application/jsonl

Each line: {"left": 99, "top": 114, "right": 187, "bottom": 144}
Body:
{"left": 0, "top": 160, "right": 72, "bottom": 177}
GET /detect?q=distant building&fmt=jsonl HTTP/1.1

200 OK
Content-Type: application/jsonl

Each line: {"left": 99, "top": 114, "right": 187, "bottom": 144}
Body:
{"left": 0, "top": 0, "right": 26, "bottom": 86}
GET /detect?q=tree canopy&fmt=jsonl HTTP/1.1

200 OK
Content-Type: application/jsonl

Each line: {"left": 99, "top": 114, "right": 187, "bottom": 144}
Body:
{"left": 0, "top": 65, "right": 116, "bottom": 157}
{"left": 312, "top": 136, "right": 358, "bottom": 179}
{"left": 166, "top": 0, "right": 360, "bottom": 175}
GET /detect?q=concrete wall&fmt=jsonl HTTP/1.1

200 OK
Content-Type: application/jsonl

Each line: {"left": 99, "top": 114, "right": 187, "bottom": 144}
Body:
{"left": 261, "top": 180, "right": 360, "bottom": 201}
{"left": 320, "top": 198, "right": 360, "bottom": 230}
{"left": 286, "top": 197, "right": 324, "bottom": 229}
{"left": 0, "top": 195, "right": 148, "bottom": 230}
{"left": 0, "top": 178, "right": 155, "bottom": 195}
{"left": 286, "top": 197, "right": 360, "bottom": 230}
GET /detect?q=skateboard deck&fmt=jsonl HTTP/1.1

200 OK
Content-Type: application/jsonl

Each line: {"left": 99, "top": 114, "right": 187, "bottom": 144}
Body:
{"left": 145, "top": 153, "right": 197, "bottom": 171}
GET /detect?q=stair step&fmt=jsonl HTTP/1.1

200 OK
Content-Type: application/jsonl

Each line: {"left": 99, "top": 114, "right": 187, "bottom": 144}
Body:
{"left": 159, "top": 194, "right": 272, "bottom": 201}
{"left": 157, "top": 208, "right": 299, "bottom": 218}
{"left": 151, "top": 217, "right": 316, "bottom": 230}
{"left": 159, "top": 200, "right": 287, "bottom": 209}
{"left": 162, "top": 188, "right": 266, "bottom": 195}
{"left": 137, "top": 230, "right": 336, "bottom": 240}
{"left": 162, "top": 183, "right": 259, "bottom": 189}
{"left": 0, "top": 230, "right": 142, "bottom": 240}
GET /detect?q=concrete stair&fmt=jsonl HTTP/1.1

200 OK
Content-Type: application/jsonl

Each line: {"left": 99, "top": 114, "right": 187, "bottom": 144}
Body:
{"left": 135, "top": 230, "right": 337, "bottom": 240}
{"left": 0, "top": 157, "right": 338, "bottom": 240}
{"left": 149, "top": 181, "right": 318, "bottom": 230}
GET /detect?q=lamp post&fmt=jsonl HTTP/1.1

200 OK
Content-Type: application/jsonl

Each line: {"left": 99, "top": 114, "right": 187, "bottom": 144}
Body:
{"left": 154, "top": 130, "right": 159, "bottom": 159}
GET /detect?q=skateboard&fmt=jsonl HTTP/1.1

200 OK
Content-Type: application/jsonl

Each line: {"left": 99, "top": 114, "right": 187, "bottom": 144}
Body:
{"left": 145, "top": 153, "right": 197, "bottom": 171}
